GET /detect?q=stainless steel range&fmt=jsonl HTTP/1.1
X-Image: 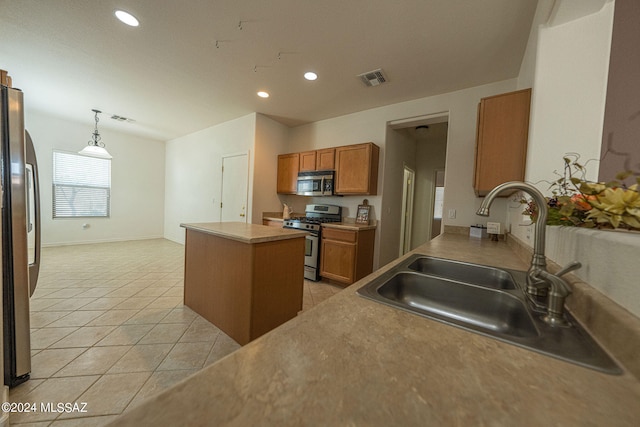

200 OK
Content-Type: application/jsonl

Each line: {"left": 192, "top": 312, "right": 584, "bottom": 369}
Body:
{"left": 283, "top": 204, "right": 342, "bottom": 281}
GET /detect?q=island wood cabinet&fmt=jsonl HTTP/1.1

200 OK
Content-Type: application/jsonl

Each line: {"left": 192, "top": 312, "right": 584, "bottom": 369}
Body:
{"left": 320, "top": 227, "right": 375, "bottom": 286}
{"left": 334, "top": 142, "right": 379, "bottom": 195}
{"left": 474, "top": 88, "right": 531, "bottom": 196}
{"left": 182, "top": 223, "right": 305, "bottom": 345}
{"left": 277, "top": 153, "right": 300, "bottom": 194}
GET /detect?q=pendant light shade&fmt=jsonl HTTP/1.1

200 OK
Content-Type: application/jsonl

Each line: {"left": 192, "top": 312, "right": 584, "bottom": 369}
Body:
{"left": 79, "top": 109, "right": 112, "bottom": 159}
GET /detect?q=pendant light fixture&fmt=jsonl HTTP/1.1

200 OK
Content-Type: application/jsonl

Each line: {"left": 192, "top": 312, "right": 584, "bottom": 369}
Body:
{"left": 79, "top": 109, "right": 112, "bottom": 159}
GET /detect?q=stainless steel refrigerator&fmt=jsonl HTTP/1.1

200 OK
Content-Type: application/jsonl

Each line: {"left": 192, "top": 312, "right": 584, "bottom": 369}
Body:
{"left": 1, "top": 84, "right": 41, "bottom": 387}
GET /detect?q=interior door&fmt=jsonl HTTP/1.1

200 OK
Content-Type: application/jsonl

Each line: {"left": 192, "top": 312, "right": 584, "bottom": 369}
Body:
{"left": 399, "top": 166, "right": 415, "bottom": 256}
{"left": 220, "top": 152, "right": 249, "bottom": 222}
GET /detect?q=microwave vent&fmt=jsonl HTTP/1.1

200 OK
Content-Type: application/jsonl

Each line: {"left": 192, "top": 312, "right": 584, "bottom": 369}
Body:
{"left": 357, "top": 68, "right": 388, "bottom": 87}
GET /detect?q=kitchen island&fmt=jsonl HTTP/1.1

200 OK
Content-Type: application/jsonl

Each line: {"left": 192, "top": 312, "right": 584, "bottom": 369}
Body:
{"left": 112, "top": 232, "right": 640, "bottom": 426}
{"left": 180, "top": 222, "right": 307, "bottom": 345}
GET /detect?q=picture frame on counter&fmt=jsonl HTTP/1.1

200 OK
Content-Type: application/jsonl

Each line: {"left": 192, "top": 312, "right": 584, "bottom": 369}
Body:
{"left": 356, "top": 203, "right": 370, "bottom": 225}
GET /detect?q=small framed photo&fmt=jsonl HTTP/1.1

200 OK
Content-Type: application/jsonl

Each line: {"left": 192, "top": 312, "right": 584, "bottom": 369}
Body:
{"left": 356, "top": 204, "right": 370, "bottom": 224}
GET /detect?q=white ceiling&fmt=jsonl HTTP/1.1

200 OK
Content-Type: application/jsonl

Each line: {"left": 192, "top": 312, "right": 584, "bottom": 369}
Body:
{"left": 0, "top": 0, "right": 538, "bottom": 141}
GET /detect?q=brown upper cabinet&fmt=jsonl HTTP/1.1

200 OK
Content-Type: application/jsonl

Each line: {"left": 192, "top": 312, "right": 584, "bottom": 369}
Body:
{"left": 299, "top": 151, "right": 317, "bottom": 172}
{"left": 299, "top": 149, "right": 335, "bottom": 172}
{"left": 335, "top": 142, "right": 380, "bottom": 195}
{"left": 316, "top": 148, "right": 336, "bottom": 170}
{"left": 474, "top": 88, "right": 531, "bottom": 196}
{"left": 277, "top": 153, "right": 299, "bottom": 194}
{"left": 277, "top": 143, "right": 378, "bottom": 195}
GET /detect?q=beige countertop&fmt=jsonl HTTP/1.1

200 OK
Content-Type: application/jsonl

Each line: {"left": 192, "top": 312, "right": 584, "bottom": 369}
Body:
{"left": 322, "top": 221, "right": 377, "bottom": 231}
{"left": 112, "top": 233, "right": 640, "bottom": 426}
{"left": 181, "top": 222, "right": 308, "bottom": 243}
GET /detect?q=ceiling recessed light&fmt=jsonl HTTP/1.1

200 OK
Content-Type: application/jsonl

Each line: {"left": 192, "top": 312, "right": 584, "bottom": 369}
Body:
{"left": 304, "top": 72, "right": 318, "bottom": 81}
{"left": 257, "top": 91, "right": 270, "bottom": 98}
{"left": 115, "top": 10, "right": 139, "bottom": 27}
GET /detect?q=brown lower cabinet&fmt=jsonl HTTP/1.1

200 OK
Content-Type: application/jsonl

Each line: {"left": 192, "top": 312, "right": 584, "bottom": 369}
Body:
{"left": 320, "top": 227, "right": 375, "bottom": 286}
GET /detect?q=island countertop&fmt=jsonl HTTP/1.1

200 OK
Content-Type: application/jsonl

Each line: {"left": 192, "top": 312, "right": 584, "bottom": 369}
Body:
{"left": 181, "top": 222, "right": 308, "bottom": 244}
{"left": 112, "top": 233, "right": 640, "bottom": 426}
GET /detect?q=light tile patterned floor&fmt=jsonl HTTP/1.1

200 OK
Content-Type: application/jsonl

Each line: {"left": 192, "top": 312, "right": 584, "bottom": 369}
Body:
{"left": 8, "top": 238, "right": 342, "bottom": 426}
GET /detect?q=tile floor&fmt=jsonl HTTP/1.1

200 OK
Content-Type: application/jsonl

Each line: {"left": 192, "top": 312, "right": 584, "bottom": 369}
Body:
{"left": 8, "top": 238, "right": 342, "bottom": 426}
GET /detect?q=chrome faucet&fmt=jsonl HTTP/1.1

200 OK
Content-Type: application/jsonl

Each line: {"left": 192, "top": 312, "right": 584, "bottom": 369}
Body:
{"left": 476, "top": 181, "right": 581, "bottom": 326}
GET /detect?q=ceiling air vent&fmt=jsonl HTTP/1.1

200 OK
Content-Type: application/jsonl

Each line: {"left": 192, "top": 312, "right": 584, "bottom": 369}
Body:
{"left": 357, "top": 68, "right": 388, "bottom": 87}
{"left": 111, "top": 114, "right": 136, "bottom": 123}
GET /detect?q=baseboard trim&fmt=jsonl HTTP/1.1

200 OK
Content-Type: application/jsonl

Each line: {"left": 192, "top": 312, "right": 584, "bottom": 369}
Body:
{"left": 42, "top": 235, "right": 166, "bottom": 247}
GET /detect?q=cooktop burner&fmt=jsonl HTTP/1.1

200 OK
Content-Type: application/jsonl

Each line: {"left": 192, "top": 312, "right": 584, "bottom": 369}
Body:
{"left": 288, "top": 217, "right": 341, "bottom": 224}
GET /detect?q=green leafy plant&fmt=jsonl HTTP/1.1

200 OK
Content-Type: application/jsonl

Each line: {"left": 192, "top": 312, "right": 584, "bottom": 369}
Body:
{"left": 521, "top": 154, "right": 640, "bottom": 231}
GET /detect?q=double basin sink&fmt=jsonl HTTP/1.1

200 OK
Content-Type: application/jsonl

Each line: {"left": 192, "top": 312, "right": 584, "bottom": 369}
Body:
{"left": 357, "top": 254, "right": 621, "bottom": 374}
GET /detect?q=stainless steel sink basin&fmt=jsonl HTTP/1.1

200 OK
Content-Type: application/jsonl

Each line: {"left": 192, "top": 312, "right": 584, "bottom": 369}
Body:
{"left": 407, "top": 256, "right": 516, "bottom": 289}
{"left": 377, "top": 272, "right": 537, "bottom": 338}
{"left": 357, "top": 254, "right": 622, "bottom": 375}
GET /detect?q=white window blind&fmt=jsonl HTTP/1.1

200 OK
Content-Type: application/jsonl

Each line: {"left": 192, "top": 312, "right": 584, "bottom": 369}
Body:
{"left": 53, "top": 151, "right": 111, "bottom": 218}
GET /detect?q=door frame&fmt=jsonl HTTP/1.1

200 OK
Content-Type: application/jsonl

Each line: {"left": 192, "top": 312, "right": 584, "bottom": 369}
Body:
{"left": 220, "top": 151, "right": 250, "bottom": 222}
{"left": 399, "top": 165, "right": 415, "bottom": 256}
{"left": 431, "top": 168, "right": 446, "bottom": 239}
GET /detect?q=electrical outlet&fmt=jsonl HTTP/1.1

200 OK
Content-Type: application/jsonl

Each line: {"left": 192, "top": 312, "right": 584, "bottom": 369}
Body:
{"left": 448, "top": 209, "right": 456, "bottom": 219}
{"left": 487, "top": 222, "right": 500, "bottom": 234}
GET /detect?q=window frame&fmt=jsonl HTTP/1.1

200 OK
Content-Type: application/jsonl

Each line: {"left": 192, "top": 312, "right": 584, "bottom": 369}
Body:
{"left": 52, "top": 150, "right": 112, "bottom": 219}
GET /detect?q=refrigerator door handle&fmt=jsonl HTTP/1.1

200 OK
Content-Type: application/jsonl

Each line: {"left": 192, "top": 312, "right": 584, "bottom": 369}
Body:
{"left": 25, "top": 130, "right": 41, "bottom": 297}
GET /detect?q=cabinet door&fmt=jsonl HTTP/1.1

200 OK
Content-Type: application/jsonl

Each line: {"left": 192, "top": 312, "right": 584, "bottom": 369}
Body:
{"left": 299, "top": 151, "right": 317, "bottom": 172}
{"left": 335, "top": 143, "right": 380, "bottom": 195}
{"left": 277, "top": 153, "right": 300, "bottom": 194}
{"left": 320, "top": 239, "right": 357, "bottom": 284}
{"left": 474, "top": 89, "right": 531, "bottom": 196}
{"left": 316, "top": 148, "right": 335, "bottom": 170}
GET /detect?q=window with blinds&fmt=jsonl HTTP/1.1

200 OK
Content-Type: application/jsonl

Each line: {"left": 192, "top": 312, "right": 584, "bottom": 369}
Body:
{"left": 53, "top": 151, "right": 111, "bottom": 218}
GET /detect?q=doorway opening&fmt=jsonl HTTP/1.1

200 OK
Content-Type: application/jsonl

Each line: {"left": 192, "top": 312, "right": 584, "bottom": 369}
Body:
{"left": 389, "top": 114, "right": 449, "bottom": 255}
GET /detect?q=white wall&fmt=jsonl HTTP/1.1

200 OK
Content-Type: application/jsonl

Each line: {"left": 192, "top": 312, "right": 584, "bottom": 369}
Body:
{"left": 163, "top": 113, "right": 256, "bottom": 244}
{"left": 253, "top": 114, "right": 290, "bottom": 222}
{"left": 287, "top": 79, "right": 517, "bottom": 268}
{"left": 526, "top": 3, "right": 613, "bottom": 186}
{"left": 25, "top": 109, "right": 165, "bottom": 246}
{"left": 502, "top": 1, "right": 640, "bottom": 317}
{"left": 509, "top": 0, "right": 614, "bottom": 244}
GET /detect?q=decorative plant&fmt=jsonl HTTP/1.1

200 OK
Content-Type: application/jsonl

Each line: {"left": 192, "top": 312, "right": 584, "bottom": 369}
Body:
{"left": 521, "top": 153, "right": 640, "bottom": 231}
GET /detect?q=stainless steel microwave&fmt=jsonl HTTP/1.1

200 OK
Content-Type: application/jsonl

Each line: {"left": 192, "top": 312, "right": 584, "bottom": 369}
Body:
{"left": 296, "top": 171, "right": 334, "bottom": 196}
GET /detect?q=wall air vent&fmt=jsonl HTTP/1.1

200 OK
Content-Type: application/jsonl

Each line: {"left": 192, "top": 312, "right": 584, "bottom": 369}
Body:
{"left": 357, "top": 68, "right": 388, "bottom": 87}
